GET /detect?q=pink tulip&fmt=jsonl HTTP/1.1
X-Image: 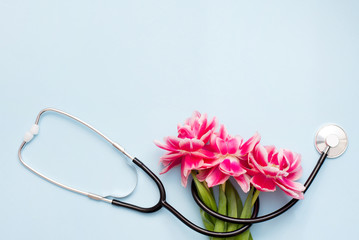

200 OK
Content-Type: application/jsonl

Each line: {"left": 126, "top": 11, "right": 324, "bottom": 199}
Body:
{"left": 248, "top": 144, "right": 305, "bottom": 199}
{"left": 155, "top": 111, "right": 217, "bottom": 187}
{"left": 197, "top": 125, "right": 261, "bottom": 192}
{"left": 177, "top": 111, "right": 217, "bottom": 143}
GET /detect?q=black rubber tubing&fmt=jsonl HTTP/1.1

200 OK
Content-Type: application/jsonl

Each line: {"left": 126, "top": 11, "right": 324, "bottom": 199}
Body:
{"left": 112, "top": 158, "right": 261, "bottom": 238}
{"left": 112, "top": 151, "right": 327, "bottom": 237}
{"left": 191, "top": 151, "right": 328, "bottom": 224}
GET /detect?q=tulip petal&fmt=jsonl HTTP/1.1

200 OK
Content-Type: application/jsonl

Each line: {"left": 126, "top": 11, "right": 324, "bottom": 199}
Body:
{"left": 262, "top": 166, "right": 288, "bottom": 178}
{"left": 239, "top": 132, "right": 261, "bottom": 156}
{"left": 270, "top": 151, "right": 280, "bottom": 166}
{"left": 177, "top": 125, "right": 194, "bottom": 139}
{"left": 265, "top": 145, "right": 277, "bottom": 164}
{"left": 276, "top": 177, "right": 305, "bottom": 192}
{"left": 183, "top": 155, "right": 204, "bottom": 175}
{"left": 179, "top": 138, "right": 204, "bottom": 151}
{"left": 205, "top": 167, "right": 230, "bottom": 188}
{"left": 210, "top": 134, "right": 219, "bottom": 152}
{"left": 234, "top": 174, "right": 251, "bottom": 193}
{"left": 262, "top": 166, "right": 281, "bottom": 177}
{"left": 200, "top": 156, "right": 223, "bottom": 169}
{"left": 287, "top": 167, "right": 303, "bottom": 181}
{"left": 180, "top": 164, "right": 190, "bottom": 187}
{"left": 154, "top": 140, "right": 174, "bottom": 151}
{"left": 190, "top": 139, "right": 206, "bottom": 151}
{"left": 180, "top": 155, "right": 204, "bottom": 187}
{"left": 206, "top": 117, "right": 217, "bottom": 135}
{"left": 200, "top": 130, "right": 213, "bottom": 144}
{"left": 178, "top": 138, "right": 191, "bottom": 151}
{"left": 218, "top": 125, "right": 228, "bottom": 139}
{"left": 254, "top": 144, "right": 268, "bottom": 167}
{"left": 278, "top": 149, "right": 290, "bottom": 171}
{"left": 287, "top": 151, "right": 302, "bottom": 173}
{"left": 219, "top": 156, "right": 246, "bottom": 177}
{"left": 166, "top": 136, "right": 181, "bottom": 149}
{"left": 249, "top": 152, "right": 266, "bottom": 175}
{"left": 197, "top": 117, "right": 208, "bottom": 140}
{"left": 191, "top": 149, "right": 216, "bottom": 159}
{"left": 197, "top": 168, "right": 212, "bottom": 182}
{"left": 160, "top": 158, "right": 182, "bottom": 174}
{"left": 251, "top": 174, "right": 276, "bottom": 192}
{"left": 275, "top": 180, "right": 304, "bottom": 200}
{"left": 216, "top": 138, "right": 228, "bottom": 155}
{"left": 192, "top": 118, "right": 201, "bottom": 134}
{"left": 227, "top": 137, "right": 240, "bottom": 155}
{"left": 160, "top": 152, "right": 183, "bottom": 165}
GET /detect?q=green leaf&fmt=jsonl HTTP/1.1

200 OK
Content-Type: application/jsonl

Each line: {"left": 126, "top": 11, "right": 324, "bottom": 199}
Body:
{"left": 251, "top": 189, "right": 260, "bottom": 207}
{"left": 226, "top": 181, "right": 252, "bottom": 240}
{"left": 249, "top": 233, "right": 253, "bottom": 240}
{"left": 200, "top": 208, "right": 214, "bottom": 231}
{"left": 213, "top": 183, "right": 227, "bottom": 240}
{"left": 226, "top": 181, "right": 239, "bottom": 220}
{"left": 235, "top": 187, "right": 244, "bottom": 217}
{"left": 240, "top": 187, "right": 253, "bottom": 219}
{"left": 225, "top": 181, "right": 242, "bottom": 240}
{"left": 192, "top": 172, "right": 217, "bottom": 224}
{"left": 192, "top": 172, "right": 217, "bottom": 211}
{"left": 236, "top": 187, "right": 254, "bottom": 240}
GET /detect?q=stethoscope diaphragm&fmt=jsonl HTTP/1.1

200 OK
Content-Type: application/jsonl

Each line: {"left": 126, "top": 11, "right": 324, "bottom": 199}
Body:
{"left": 315, "top": 124, "right": 348, "bottom": 158}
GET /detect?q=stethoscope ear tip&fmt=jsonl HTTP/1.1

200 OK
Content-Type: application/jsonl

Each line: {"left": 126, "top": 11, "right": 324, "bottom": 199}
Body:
{"left": 315, "top": 124, "right": 348, "bottom": 158}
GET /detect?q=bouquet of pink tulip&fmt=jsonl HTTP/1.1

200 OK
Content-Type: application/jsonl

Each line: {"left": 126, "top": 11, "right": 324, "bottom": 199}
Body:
{"left": 155, "top": 112, "right": 305, "bottom": 239}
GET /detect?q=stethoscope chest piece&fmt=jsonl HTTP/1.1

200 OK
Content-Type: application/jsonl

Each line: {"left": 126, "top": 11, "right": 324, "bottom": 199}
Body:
{"left": 315, "top": 124, "right": 348, "bottom": 158}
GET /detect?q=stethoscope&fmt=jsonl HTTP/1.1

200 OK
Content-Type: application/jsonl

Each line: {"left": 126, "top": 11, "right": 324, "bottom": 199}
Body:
{"left": 18, "top": 108, "right": 348, "bottom": 238}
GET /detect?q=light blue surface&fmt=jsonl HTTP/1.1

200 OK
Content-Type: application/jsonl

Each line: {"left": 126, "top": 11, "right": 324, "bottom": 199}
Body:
{"left": 1, "top": 1, "right": 359, "bottom": 239}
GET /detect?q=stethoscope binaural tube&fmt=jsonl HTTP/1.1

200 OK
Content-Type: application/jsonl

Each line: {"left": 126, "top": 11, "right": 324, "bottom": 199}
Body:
{"left": 18, "top": 108, "right": 138, "bottom": 202}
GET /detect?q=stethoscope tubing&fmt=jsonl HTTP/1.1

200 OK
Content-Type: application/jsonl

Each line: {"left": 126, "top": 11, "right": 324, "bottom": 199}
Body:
{"left": 112, "top": 149, "right": 327, "bottom": 237}
{"left": 112, "top": 157, "right": 261, "bottom": 237}
{"left": 191, "top": 150, "right": 328, "bottom": 224}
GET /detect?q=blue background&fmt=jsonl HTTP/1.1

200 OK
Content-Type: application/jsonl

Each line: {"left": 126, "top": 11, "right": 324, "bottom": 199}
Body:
{"left": 1, "top": 1, "right": 358, "bottom": 239}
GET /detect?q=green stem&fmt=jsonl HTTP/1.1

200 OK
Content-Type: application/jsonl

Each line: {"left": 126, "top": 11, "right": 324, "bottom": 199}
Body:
{"left": 237, "top": 187, "right": 254, "bottom": 240}
{"left": 213, "top": 182, "right": 228, "bottom": 240}
{"left": 191, "top": 171, "right": 218, "bottom": 225}
{"left": 251, "top": 189, "right": 260, "bottom": 207}
{"left": 225, "top": 181, "right": 243, "bottom": 240}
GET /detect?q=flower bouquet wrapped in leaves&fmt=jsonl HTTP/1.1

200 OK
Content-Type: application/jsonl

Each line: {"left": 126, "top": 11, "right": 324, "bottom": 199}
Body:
{"left": 155, "top": 112, "right": 305, "bottom": 239}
